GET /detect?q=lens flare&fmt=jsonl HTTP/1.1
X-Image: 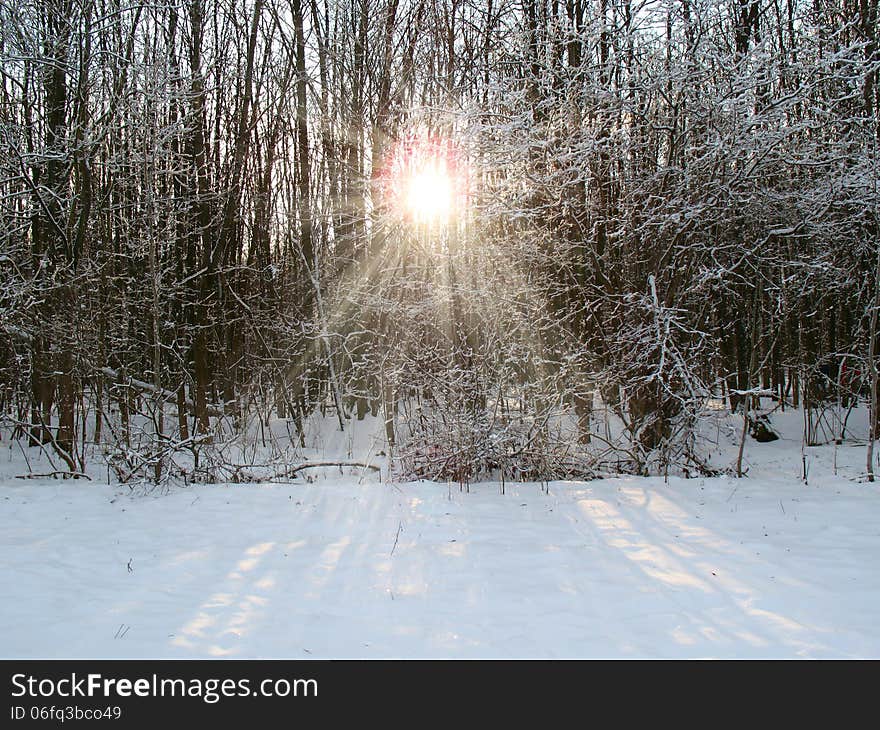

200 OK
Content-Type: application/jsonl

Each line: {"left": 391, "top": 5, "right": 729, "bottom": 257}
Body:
{"left": 405, "top": 160, "right": 453, "bottom": 224}
{"left": 384, "top": 134, "right": 464, "bottom": 225}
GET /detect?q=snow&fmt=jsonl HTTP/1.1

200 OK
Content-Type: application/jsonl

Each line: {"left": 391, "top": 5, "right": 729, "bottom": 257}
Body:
{"left": 2, "top": 410, "right": 880, "bottom": 658}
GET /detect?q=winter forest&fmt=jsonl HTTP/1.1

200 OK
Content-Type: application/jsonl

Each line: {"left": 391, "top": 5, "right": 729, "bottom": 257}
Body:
{"left": 2, "top": 0, "right": 880, "bottom": 659}
{"left": 2, "top": 0, "right": 880, "bottom": 482}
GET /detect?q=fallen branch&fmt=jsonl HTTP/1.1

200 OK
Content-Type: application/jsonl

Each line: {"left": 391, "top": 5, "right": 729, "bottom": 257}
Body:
{"left": 99, "top": 367, "right": 231, "bottom": 417}
{"left": 15, "top": 471, "right": 92, "bottom": 480}
{"left": 282, "top": 461, "right": 381, "bottom": 478}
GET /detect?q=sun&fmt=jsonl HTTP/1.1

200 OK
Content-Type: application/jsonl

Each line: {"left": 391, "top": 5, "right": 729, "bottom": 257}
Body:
{"left": 405, "top": 160, "right": 453, "bottom": 224}
{"left": 386, "top": 135, "right": 463, "bottom": 225}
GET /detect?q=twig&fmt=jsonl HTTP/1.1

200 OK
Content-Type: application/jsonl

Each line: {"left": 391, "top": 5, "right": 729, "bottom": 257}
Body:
{"left": 390, "top": 521, "right": 403, "bottom": 556}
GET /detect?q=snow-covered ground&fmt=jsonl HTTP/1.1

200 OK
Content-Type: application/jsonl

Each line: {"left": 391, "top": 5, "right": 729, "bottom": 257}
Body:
{"left": 2, "top": 406, "right": 880, "bottom": 658}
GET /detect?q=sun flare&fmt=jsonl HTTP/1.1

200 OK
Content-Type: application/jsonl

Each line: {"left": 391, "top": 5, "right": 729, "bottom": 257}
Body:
{"left": 387, "top": 135, "right": 464, "bottom": 226}
{"left": 405, "top": 162, "right": 454, "bottom": 224}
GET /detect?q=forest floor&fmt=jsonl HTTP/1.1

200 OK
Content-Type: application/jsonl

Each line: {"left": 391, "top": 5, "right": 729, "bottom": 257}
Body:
{"left": 1, "top": 407, "right": 879, "bottom": 658}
